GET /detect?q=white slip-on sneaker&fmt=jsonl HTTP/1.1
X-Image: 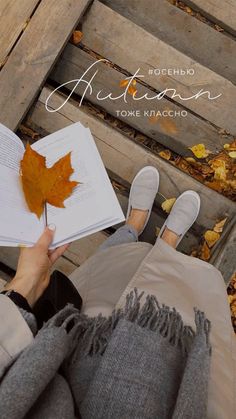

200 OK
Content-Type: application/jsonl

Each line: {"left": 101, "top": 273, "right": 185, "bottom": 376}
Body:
{"left": 158, "top": 190, "right": 201, "bottom": 247}
{"left": 126, "top": 166, "right": 160, "bottom": 236}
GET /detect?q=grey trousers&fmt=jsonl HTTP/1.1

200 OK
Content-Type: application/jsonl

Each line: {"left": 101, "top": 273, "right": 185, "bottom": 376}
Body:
{"left": 99, "top": 225, "right": 138, "bottom": 251}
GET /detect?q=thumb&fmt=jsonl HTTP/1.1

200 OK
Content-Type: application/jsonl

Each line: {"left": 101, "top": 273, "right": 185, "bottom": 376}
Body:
{"left": 36, "top": 224, "right": 56, "bottom": 250}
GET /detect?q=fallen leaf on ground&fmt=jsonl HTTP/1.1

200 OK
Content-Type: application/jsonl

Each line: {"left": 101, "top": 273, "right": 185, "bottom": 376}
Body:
{"left": 72, "top": 30, "right": 83, "bottom": 45}
{"left": 19, "top": 124, "right": 39, "bottom": 140}
{"left": 161, "top": 198, "right": 176, "bottom": 213}
{"left": 200, "top": 241, "right": 211, "bottom": 261}
{"left": 148, "top": 115, "right": 160, "bottom": 124}
{"left": 120, "top": 79, "right": 137, "bottom": 96}
{"left": 213, "top": 218, "right": 227, "bottom": 233}
{"left": 159, "top": 150, "right": 172, "bottom": 160}
{"left": 229, "top": 151, "right": 236, "bottom": 158}
{"left": 159, "top": 117, "right": 178, "bottom": 135}
{"left": 155, "top": 226, "right": 161, "bottom": 236}
{"left": 185, "top": 157, "right": 196, "bottom": 163}
{"left": 214, "top": 165, "right": 227, "bottom": 181}
{"left": 204, "top": 230, "right": 220, "bottom": 248}
{"left": 20, "top": 143, "right": 79, "bottom": 218}
{"left": 189, "top": 144, "right": 210, "bottom": 159}
{"left": 127, "top": 85, "right": 137, "bottom": 96}
{"left": 215, "top": 24, "right": 224, "bottom": 32}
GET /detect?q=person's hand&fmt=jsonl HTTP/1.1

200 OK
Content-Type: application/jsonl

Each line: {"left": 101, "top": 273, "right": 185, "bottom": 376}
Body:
{"left": 4, "top": 224, "right": 69, "bottom": 307}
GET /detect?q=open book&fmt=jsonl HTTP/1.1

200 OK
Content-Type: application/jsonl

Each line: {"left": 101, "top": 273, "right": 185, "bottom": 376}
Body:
{"left": 0, "top": 122, "right": 125, "bottom": 249}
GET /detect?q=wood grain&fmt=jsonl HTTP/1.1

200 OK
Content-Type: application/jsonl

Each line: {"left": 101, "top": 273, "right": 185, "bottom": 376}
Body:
{"left": 64, "top": 231, "right": 108, "bottom": 265}
{"left": 0, "top": 0, "right": 39, "bottom": 64}
{"left": 0, "top": 277, "right": 7, "bottom": 290}
{"left": 30, "top": 87, "right": 236, "bottom": 234}
{"left": 101, "top": 0, "right": 236, "bottom": 84}
{"left": 0, "top": 245, "right": 77, "bottom": 277}
{"left": 184, "top": 0, "right": 236, "bottom": 36}
{"left": 0, "top": 0, "right": 91, "bottom": 131}
{"left": 51, "top": 44, "right": 227, "bottom": 155}
{"left": 81, "top": 1, "right": 236, "bottom": 134}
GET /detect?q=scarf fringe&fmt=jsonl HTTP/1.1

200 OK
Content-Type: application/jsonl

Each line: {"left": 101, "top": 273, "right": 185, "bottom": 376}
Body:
{"left": 42, "top": 289, "right": 211, "bottom": 361}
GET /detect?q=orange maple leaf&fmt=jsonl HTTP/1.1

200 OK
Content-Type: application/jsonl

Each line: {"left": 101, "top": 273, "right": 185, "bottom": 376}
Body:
{"left": 20, "top": 143, "right": 79, "bottom": 218}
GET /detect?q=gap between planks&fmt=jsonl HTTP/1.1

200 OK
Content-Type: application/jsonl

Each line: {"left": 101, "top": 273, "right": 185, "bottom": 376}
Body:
{"left": 0, "top": 0, "right": 91, "bottom": 131}
{"left": 100, "top": 0, "right": 236, "bottom": 84}
{"left": 30, "top": 86, "right": 236, "bottom": 232}
{"left": 183, "top": 0, "right": 236, "bottom": 37}
{"left": 50, "top": 43, "right": 229, "bottom": 156}
{"left": 80, "top": 0, "right": 236, "bottom": 135}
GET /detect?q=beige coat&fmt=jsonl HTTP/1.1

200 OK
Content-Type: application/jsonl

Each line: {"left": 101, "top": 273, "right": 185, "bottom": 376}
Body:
{"left": 69, "top": 238, "right": 236, "bottom": 419}
{"left": 0, "top": 239, "right": 235, "bottom": 418}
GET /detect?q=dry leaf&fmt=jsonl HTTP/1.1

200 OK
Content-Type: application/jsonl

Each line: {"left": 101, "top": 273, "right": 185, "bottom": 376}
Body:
{"left": 127, "top": 85, "right": 137, "bottom": 96}
{"left": 155, "top": 226, "right": 161, "bottom": 236}
{"left": 159, "top": 150, "right": 171, "bottom": 160}
{"left": 119, "top": 79, "right": 129, "bottom": 88}
{"left": 215, "top": 24, "right": 224, "bottom": 32}
{"left": 214, "top": 165, "right": 227, "bottom": 181}
{"left": 189, "top": 144, "right": 210, "bottom": 159}
{"left": 200, "top": 241, "right": 211, "bottom": 261}
{"left": 161, "top": 198, "right": 176, "bottom": 213}
{"left": 148, "top": 115, "right": 160, "bottom": 124}
{"left": 229, "top": 151, "right": 236, "bottom": 158}
{"left": 19, "top": 124, "right": 39, "bottom": 140}
{"left": 20, "top": 143, "right": 79, "bottom": 218}
{"left": 185, "top": 157, "right": 196, "bottom": 163}
{"left": 185, "top": 6, "right": 192, "bottom": 13}
{"left": 159, "top": 117, "right": 178, "bottom": 135}
{"left": 119, "top": 79, "right": 137, "bottom": 96}
{"left": 72, "top": 30, "right": 83, "bottom": 45}
{"left": 213, "top": 218, "right": 227, "bottom": 233}
{"left": 204, "top": 230, "right": 220, "bottom": 248}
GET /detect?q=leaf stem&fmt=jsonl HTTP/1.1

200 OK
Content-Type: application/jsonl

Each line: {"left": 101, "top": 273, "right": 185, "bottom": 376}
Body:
{"left": 44, "top": 202, "right": 48, "bottom": 227}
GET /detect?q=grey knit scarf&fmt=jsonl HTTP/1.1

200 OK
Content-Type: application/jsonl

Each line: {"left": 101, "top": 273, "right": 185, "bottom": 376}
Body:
{"left": 0, "top": 289, "right": 211, "bottom": 419}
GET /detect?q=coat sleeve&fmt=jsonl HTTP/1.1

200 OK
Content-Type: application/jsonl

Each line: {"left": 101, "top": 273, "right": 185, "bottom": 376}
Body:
{"left": 0, "top": 294, "right": 34, "bottom": 375}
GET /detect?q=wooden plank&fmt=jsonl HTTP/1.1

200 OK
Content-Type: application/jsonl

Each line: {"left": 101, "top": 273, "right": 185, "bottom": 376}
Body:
{"left": 0, "top": 245, "right": 77, "bottom": 277}
{"left": 64, "top": 231, "right": 108, "bottom": 265}
{"left": 210, "top": 216, "right": 236, "bottom": 286}
{"left": 81, "top": 1, "right": 236, "bottom": 134}
{"left": 0, "top": 277, "right": 7, "bottom": 291}
{"left": 184, "top": 0, "right": 236, "bottom": 36}
{"left": 29, "top": 87, "right": 236, "bottom": 235}
{"left": 51, "top": 44, "right": 227, "bottom": 155}
{"left": 0, "top": 0, "right": 91, "bottom": 131}
{"left": 101, "top": 0, "right": 236, "bottom": 84}
{"left": 0, "top": 0, "right": 39, "bottom": 64}
{"left": 0, "top": 231, "right": 108, "bottom": 277}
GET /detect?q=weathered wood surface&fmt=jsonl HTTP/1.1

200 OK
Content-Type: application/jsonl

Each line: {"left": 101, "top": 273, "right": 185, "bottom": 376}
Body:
{"left": 0, "top": 230, "right": 108, "bottom": 279}
{"left": 0, "top": 0, "right": 91, "bottom": 131}
{"left": 64, "top": 231, "right": 108, "bottom": 265}
{"left": 210, "top": 216, "right": 236, "bottom": 286}
{"left": 0, "top": 246, "right": 77, "bottom": 277}
{"left": 29, "top": 87, "right": 236, "bottom": 235}
{"left": 81, "top": 1, "right": 236, "bottom": 134}
{"left": 184, "top": 0, "right": 236, "bottom": 37}
{"left": 0, "top": 277, "right": 7, "bottom": 290}
{"left": 0, "top": 0, "right": 39, "bottom": 64}
{"left": 52, "top": 44, "right": 227, "bottom": 155}
{"left": 101, "top": 0, "right": 236, "bottom": 84}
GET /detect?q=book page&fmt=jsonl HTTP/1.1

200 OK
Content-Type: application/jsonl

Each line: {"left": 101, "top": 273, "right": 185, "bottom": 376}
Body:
{"left": 33, "top": 122, "right": 124, "bottom": 246}
{"left": 0, "top": 123, "right": 25, "bottom": 171}
{"left": 0, "top": 124, "right": 44, "bottom": 244}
